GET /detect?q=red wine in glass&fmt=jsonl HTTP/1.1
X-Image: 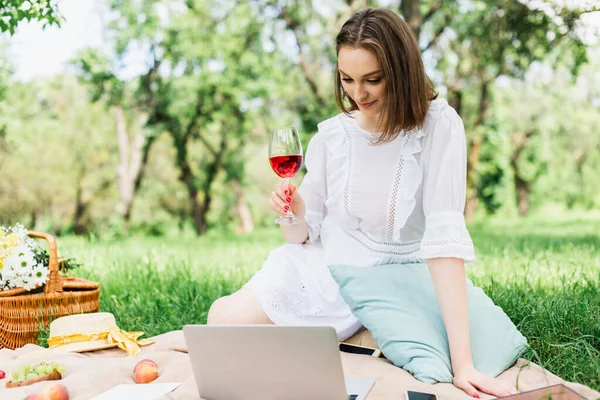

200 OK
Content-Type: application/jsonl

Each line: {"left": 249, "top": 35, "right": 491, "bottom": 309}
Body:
{"left": 269, "top": 127, "right": 303, "bottom": 225}
{"left": 269, "top": 154, "right": 303, "bottom": 179}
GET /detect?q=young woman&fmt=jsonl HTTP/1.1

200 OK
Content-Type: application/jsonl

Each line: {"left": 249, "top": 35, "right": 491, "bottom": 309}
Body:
{"left": 208, "top": 8, "right": 517, "bottom": 398}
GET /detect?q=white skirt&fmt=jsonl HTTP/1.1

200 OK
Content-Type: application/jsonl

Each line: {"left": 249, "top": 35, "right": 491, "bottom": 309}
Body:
{"left": 244, "top": 242, "right": 362, "bottom": 341}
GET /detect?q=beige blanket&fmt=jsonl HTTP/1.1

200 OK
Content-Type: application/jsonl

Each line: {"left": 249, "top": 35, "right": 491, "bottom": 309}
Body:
{"left": 0, "top": 330, "right": 598, "bottom": 400}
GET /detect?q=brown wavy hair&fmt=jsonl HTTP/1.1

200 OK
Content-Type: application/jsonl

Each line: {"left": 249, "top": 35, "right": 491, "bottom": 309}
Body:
{"left": 334, "top": 8, "right": 437, "bottom": 144}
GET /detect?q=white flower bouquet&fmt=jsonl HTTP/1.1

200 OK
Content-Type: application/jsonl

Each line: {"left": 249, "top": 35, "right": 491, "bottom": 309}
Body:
{"left": 0, "top": 224, "right": 51, "bottom": 291}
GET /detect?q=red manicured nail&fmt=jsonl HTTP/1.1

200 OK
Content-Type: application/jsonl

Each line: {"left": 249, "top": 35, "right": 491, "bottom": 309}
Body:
{"left": 286, "top": 197, "right": 291, "bottom": 203}
{"left": 284, "top": 205, "right": 289, "bottom": 211}
{"left": 473, "top": 394, "right": 480, "bottom": 399}
{"left": 284, "top": 190, "right": 288, "bottom": 194}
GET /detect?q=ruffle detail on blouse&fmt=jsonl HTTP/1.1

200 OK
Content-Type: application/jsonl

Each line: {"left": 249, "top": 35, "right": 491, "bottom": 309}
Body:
{"left": 389, "top": 99, "right": 450, "bottom": 242}
{"left": 388, "top": 128, "right": 427, "bottom": 241}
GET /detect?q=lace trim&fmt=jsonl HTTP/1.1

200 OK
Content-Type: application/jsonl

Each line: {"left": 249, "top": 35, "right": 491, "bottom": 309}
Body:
{"left": 421, "top": 238, "right": 474, "bottom": 248}
{"left": 387, "top": 131, "right": 413, "bottom": 241}
{"left": 388, "top": 157, "right": 404, "bottom": 240}
{"left": 356, "top": 227, "right": 421, "bottom": 247}
{"left": 346, "top": 231, "right": 421, "bottom": 256}
{"left": 339, "top": 116, "right": 354, "bottom": 217}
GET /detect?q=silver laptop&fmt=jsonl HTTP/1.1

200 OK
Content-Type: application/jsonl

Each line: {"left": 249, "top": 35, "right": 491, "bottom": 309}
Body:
{"left": 183, "top": 325, "right": 374, "bottom": 400}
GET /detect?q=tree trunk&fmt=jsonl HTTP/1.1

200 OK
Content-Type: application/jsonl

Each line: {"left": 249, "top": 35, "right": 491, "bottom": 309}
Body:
{"left": 114, "top": 105, "right": 152, "bottom": 224}
{"left": 515, "top": 176, "right": 530, "bottom": 217}
{"left": 177, "top": 144, "right": 205, "bottom": 235}
{"left": 232, "top": 179, "right": 254, "bottom": 233}
{"left": 28, "top": 209, "right": 37, "bottom": 230}
{"left": 401, "top": 0, "right": 422, "bottom": 37}
{"left": 464, "top": 80, "right": 490, "bottom": 221}
{"left": 73, "top": 177, "right": 88, "bottom": 235}
{"left": 115, "top": 105, "right": 129, "bottom": 217}
{"left": 174, "top": 131, "right": 226, "bottom": 236}
{"left": 448, "top": 88, "right": 463, "bottom": 119}
{"left": 197, "top": 136, "right": 227, "bottom": 235}
{"left": 464, "top": 188, "right": 478, "bottom": 220}
{"left": 510, "top": 130, "right": 535, "bottom": 217}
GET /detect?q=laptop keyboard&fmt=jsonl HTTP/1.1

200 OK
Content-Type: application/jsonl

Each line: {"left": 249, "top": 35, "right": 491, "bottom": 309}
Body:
{"left": 347, "top": 395, "right": 358, "bottom": 400}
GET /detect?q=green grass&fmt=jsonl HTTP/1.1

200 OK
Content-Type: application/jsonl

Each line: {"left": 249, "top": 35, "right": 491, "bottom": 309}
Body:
{"left": 57, "top": 215, "right": 600, "bottom": 391}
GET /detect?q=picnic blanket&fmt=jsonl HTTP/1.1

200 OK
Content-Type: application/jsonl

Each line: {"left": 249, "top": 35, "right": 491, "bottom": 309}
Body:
{"left": 0, "top": 329, "right": 598, "bottom": 400}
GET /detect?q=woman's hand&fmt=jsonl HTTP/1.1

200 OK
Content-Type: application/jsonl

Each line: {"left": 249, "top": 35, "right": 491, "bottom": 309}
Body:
{"left": 453, "top": 364, "right": 517, "bottom": 398}
{"left": 269, "top": 181, "right": 306, "bottom": 218}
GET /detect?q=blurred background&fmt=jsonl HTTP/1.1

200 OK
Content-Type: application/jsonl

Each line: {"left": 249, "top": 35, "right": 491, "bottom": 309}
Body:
{"left": 1, "top": 0, "right": 599, "bottom": 237}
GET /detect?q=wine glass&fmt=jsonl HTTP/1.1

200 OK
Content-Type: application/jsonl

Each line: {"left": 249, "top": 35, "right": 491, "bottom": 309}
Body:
{"left": 269, "top": 126, "right": 303, "bottom": 225}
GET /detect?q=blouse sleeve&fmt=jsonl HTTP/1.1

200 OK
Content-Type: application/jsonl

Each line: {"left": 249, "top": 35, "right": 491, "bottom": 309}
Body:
{"left": 298, "top": 130, "right": 327, "bottom": 244}
{"left": 418, "top": 106, "right": 476, "bottom": 263}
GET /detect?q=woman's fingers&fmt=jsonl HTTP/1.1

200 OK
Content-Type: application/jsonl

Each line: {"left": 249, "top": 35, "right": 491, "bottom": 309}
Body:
{"left": 453, "top": 377, "right": 480, "bottom": 398}
{"left": 269, "top": 195, "right": 288, "bottom": 217}
{"left": 274, "top": 184, "right": 292, "bottom": 205}
{"left": 453, "top": 366, "right": 517, "bottom": 399}
{"left": 270, "top": 182, "right": 294, "bottom": 216}
{"left": 469, "top": 374, "right": 516, "bottom": 398}
{"left": 288, "top": 183, "right": 297, "bottom": 196}
{"left": 274, "top": 183, "right": 292, "bottom": 202}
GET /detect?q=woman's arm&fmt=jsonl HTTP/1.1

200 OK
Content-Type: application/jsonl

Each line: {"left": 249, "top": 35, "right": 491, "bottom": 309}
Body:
{"left": 427, "top": 257, "right": 473, "bottom": 371}
{"left": 428, "top": 257, "right": 517, "bottom": 398}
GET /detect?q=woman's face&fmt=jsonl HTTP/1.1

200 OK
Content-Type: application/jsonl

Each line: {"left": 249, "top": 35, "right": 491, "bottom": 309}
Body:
{"left": 338, "top": 46, "right": 386, "bottom": 118}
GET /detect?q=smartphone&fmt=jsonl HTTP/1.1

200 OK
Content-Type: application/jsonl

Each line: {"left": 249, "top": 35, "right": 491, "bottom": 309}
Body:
{"left": 405, "top": 391, "right": 439, "bottom": 400}
{"left": 339, "top": 342, "right": 382, "bottom": 358}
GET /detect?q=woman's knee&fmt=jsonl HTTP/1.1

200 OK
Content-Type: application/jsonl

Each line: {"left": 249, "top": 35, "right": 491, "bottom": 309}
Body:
{"left": 206, "top": 296, "right": 231, "bottom": 324}
{"left": 207, "top": 289, "right": 273, "bottom": 325}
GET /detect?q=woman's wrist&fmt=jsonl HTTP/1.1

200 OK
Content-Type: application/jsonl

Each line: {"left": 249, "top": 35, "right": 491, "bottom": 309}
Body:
{"left": 280, "top": 219, "right": 309, "bottom": 244}
{"left": 452, "top": 362, "right": 476, "bottom": 376}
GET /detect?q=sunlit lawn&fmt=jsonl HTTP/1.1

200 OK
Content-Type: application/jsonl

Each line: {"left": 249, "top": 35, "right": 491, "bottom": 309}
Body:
{"left": 56, "top": 213, "right": 600, "bottom": 391}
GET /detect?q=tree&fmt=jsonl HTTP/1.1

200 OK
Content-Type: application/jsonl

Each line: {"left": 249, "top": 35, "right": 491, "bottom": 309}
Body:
{"left": 0, "top": 47, "right": 12, "bottom": 165}
{"left": 73, "top": 49, "right": 159, "bottom": 227}
{"left": 0, "top": 77, "right": 115, "bottom": 233}
{"left": 495, "top": 51, "right": 600, "bottom": 214}
{"left": 99, "top": 0, "right": 281, "bottom": 235}
{"left": 430, "top": 0, "right": 594, "bottom": 218}
{"left": 0, "top": 0, "right": 62, "bottom": 35}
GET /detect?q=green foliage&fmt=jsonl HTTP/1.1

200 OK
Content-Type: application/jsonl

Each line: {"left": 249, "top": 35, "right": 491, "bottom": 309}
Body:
{"left": 0, "top": 77, "right": 117, "bottom": 229}
{"left": 33, "top": 249, "right": 81, "bottom": 272}
{"left": 492, "top": 49, "right": 600, "bottom": 213}
{"left": 474, "top": 117, "right": 511, "bottom": 214}
{"left": 0, "top": 0, "right": 62, "bottom": 35}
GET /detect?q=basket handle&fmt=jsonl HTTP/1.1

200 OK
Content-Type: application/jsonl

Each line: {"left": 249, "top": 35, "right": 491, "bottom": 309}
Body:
{"left": 27, "top": 231, "right": 63, "bottom": 294}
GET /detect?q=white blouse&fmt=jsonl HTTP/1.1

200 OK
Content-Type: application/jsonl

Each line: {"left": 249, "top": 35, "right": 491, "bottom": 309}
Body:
{"left": 298, "top": 98, "right": 475, "bottom": 267}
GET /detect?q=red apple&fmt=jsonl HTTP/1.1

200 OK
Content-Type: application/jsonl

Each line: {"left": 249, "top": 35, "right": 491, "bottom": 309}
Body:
{"left": 0, "top": 369, "right": 5, "bottom": 379}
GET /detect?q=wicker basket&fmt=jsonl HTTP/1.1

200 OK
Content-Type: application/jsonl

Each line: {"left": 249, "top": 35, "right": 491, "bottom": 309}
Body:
{"left": 0, "top": 231, "right": 100, "bottom": 350}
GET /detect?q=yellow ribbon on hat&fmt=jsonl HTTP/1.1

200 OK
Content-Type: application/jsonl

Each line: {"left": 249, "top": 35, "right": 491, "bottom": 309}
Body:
{"left": 47, "top": 326, "right": 155, "bottom": 356}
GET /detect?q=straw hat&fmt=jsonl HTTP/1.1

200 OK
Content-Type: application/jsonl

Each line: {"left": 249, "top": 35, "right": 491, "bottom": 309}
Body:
{"left": 47, "top": 312, "right": 121, "bottom": 353}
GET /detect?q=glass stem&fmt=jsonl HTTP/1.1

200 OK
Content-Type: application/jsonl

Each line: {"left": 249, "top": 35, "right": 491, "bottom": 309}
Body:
{"left": 284, "top": 178, "right": 294, "bottom": 218}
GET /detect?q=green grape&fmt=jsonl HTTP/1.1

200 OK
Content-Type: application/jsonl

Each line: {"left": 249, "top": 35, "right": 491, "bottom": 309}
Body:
{"left": 56, "top": 365, "right": 66, "bottom": 374}
{"left": 34, "top": 365, "right": 45, "bottom": 374}
{"left": 44, "top": 365, "right": 54, "bottom": 375}
{"left": 50, "top": 362, "right": 59, "bottom": 370}
{"left": 11, "top": 371, "right": 18, "bottom": 380}
{"left": 21, "top": 364, "right": 31, "bottom": 372}
{"left": 25, "top": 372, "right": 37, "bottom": 381}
